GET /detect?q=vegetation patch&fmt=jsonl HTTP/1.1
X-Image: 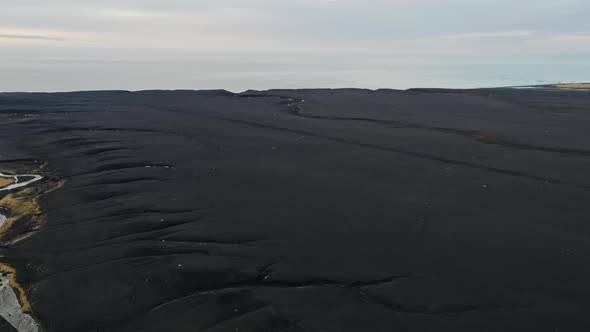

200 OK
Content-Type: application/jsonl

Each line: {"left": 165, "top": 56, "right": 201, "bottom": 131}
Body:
{"left": 0, "top": 178, "right": 16, "bottom": 189}
{"left": 0, "top": 187, "right": 40, "bottom": 245}
{"left": 553, "top": 83, "right": 590, "bottom": 89}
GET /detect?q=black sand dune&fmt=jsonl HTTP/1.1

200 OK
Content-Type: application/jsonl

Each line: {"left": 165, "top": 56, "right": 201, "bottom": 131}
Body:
{"left": 1, "top": 87, "right": 590, "bottom": 331}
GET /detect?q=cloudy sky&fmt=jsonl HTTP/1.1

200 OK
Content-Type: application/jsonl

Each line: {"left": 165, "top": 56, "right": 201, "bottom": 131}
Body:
{"left": 1, "top": 0, "right": 589, "bottom": 91}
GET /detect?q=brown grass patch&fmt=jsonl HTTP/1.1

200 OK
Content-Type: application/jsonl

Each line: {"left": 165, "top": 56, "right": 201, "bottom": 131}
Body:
{"left": 474, "top": 135, "right": 500, "bottom": 144}
{"left": 0, "top": 177, "right": 16, "bottom": 188}
{"left": 554, "top": 83, "right": 590, "bottom": 89}
{"left": 0, "top": 187, "right": 40, "bottom": 240}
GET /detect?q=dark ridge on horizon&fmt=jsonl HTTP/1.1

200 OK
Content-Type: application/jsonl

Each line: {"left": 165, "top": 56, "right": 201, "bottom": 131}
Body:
{"left": 2, "top": 82, "right": 588, "bottom": 97}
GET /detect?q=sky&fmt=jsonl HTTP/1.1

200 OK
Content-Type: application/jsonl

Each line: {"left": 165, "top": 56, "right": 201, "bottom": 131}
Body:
{"left": 1, "top": 0, "right": 589, "bottom": 91}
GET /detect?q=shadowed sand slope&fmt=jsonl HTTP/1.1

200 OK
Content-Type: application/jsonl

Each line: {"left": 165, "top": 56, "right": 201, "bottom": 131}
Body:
{"left": 1, "top": 88, "right": 590, "bottom": 331}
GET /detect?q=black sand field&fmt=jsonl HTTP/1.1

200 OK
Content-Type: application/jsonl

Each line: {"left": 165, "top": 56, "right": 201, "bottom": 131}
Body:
{"left": 1, "top": 87, "right": 590, "bottom": 331}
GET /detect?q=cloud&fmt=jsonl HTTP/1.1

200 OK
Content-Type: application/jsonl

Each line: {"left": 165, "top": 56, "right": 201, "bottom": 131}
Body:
{"left": 442, "top": 31, "right": 536, "bottom": 40}
{"left": 524, "top": 32, "right": 590, "bottom": 52}
{"left": 0, "top": 34, "right": 64, "bottom": 41}
{"left": 92, "top": 9, "right": 170, "bottom": 20}
{"left": 1, "top": 2, "right": 589, "bottom": 61}
{"left": 0, "top": 27, "right": 102, "bottom": 46}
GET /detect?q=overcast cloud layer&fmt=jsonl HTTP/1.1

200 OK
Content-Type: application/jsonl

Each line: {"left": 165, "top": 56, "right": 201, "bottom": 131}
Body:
{"left": 1, "top": 0, "right": 589, "bottom": 91}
